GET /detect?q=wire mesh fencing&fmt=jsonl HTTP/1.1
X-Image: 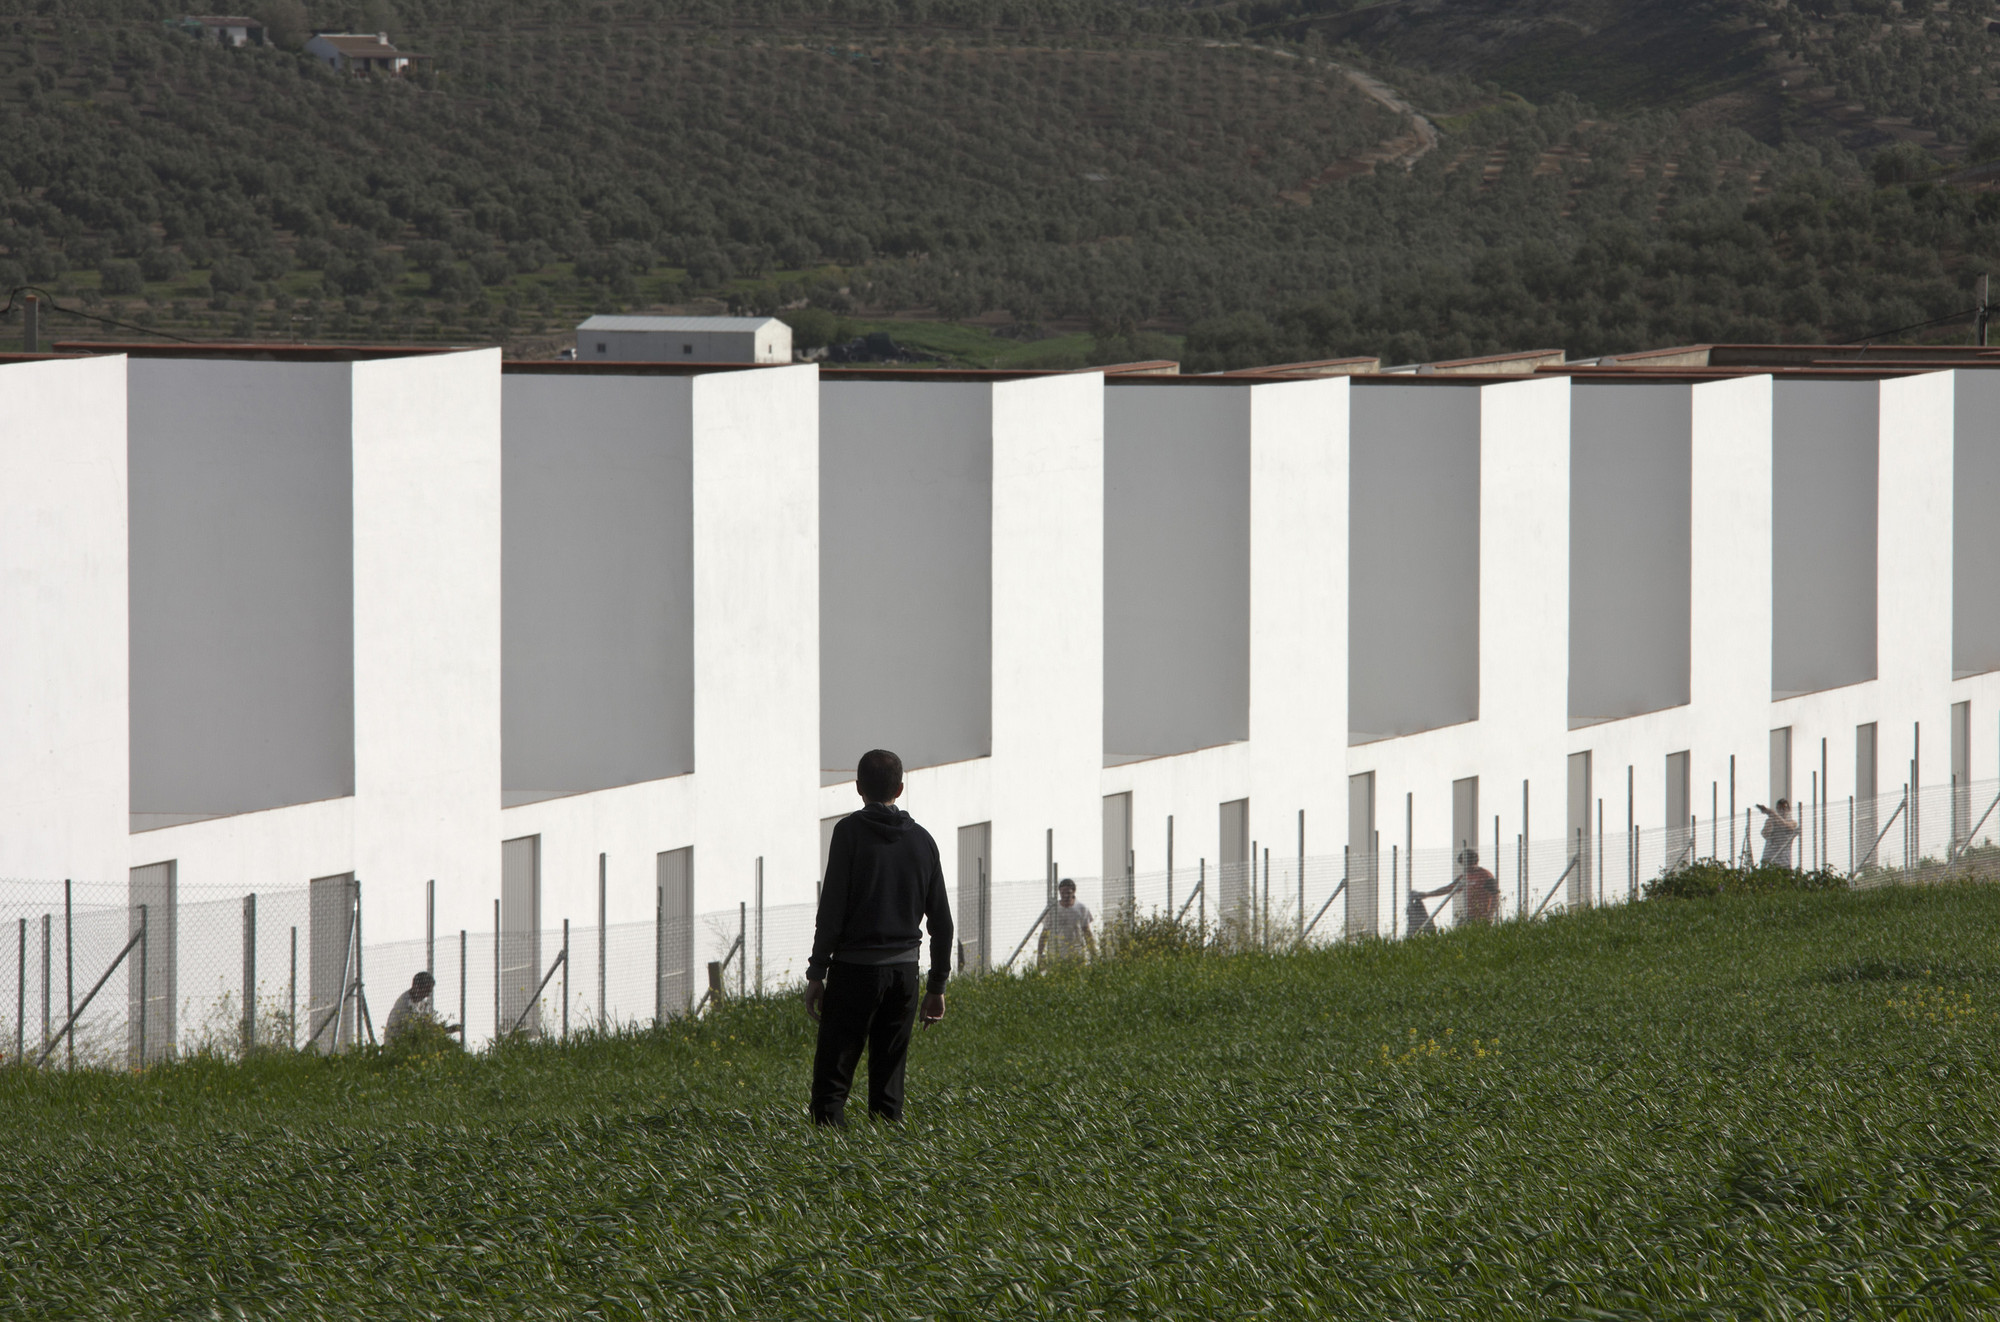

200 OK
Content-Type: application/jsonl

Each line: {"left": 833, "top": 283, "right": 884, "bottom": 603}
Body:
{"left": 5, "top": 776, "right": 1997, "bottom": 1069}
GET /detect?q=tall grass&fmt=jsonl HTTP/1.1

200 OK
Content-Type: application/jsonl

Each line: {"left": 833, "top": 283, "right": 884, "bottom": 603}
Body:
{"left": 6, "top": 883, "right": 2000, "bottom": 1317}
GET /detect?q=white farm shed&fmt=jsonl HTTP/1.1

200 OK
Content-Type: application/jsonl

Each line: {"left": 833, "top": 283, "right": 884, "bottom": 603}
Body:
{"left": 575, "top": 315, "right": 792, "bottom": 364}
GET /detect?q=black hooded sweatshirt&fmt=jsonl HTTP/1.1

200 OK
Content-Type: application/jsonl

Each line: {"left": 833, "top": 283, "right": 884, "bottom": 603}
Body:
{"left": 809, "top": 803, "right": 954, "bottom": 993}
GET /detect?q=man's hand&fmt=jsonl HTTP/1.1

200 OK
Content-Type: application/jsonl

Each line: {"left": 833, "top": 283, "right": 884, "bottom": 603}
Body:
{"left": 803, "top": 978, "right": 824, "bottom": 1022}
{"left": 920, "top": 992, "right": 945, "bottom": 1027}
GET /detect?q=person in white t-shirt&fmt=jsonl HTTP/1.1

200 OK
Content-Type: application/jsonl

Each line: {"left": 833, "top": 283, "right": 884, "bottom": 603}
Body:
{"left": 1039, "top": 878, "right": 1096, "bottom": 964}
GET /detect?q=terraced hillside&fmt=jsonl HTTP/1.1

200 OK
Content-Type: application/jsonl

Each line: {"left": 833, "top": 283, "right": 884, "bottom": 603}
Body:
{"left": 4, "top": 0, "right": 2000, "bottom": 364}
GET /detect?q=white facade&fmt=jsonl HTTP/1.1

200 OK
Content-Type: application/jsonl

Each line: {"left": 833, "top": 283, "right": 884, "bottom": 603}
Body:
{"left": 576, "top": 316, "right": 792, "bottom": 365}
{"left": 5, "top": 350, "right": 2000, "bottom": 1033}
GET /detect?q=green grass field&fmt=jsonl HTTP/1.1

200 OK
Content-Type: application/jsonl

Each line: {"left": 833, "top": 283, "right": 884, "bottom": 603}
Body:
{"left": 7, "top": 884, "right": 2000, "bottom": 1318}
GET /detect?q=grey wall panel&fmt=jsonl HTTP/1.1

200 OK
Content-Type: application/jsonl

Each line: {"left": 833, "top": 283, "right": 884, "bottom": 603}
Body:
{"left": 820, "top": 382, "right": 991, "bottom": 773}
{"left": 1349, "top": 385, "right": 1481, "bottom": 741}
{"left": 1103, "top": 385, "right": 1250, "bottom": 758}
{"left": 1955, "top": 373, "right": 2000, "bottom": 677}
{"left": 1569, "top": 384, "right": 1691, "bottom": 723}
{"left": 501, "top": 375, "right": 694, "bottom": 798}
{"left": 1773, "top": 379, "right": 1877, "bottom": 697}
{"left": 127, "top": 360, "right": 354, "bottom": 815}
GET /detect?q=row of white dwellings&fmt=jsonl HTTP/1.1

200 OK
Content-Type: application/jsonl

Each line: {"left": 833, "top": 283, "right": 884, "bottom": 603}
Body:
{"left": 3, "top": 340, "right": 1999, "bottom": 1047}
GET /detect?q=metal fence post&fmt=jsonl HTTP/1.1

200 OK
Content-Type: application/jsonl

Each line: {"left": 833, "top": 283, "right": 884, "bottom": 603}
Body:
{"left": 597, "top": 853, "right": 607, "bottom": 1032}
{"left": 426, "top": 879, "right": 435, "bottom": 976}
{"left": 1298, "top": 810, "right": 1306, "bottom": 941}
{"left": 755, "top": 856, "right": 764, "bottom": 996}
{"left": 137, "top": 903, "right": 149, "bottom": 1069}
{"left": 737, "top": 902, "right": 747, "bottom": 1000}
{"left": 354, "top": 877, "right": 369, "bottom": 1045}
{"left": 492, "top": 899, "right": 500, "bottom": 1048}
{"left": 561, "top": 919, "right": 569, "bottom": 1041}
{"left": 39, "top": 914, "right": 49, "bottom": 1060}
{"left": 242, "top": 892, "right": 257, "bottom": 1054}
{"left": 14, "top": 917, "right": 23, "bottom": 1063}
{"left": 1166, "top": 815, "right": 1175, "bottom": 918}
{"left": 1262, "top": 848, "right": 1271, "bottom": 949}
{"left": 64, "top": 879, "right": 73, "bottom": 1069}
{"left": 458, "top": 929, "right": 467, "bottom": 1043}
{"left": 289, "top": 926, "right": 297, "bottom": 1050}
{"left": 1392, "top": 845, "right": 1401, "bottom": 938}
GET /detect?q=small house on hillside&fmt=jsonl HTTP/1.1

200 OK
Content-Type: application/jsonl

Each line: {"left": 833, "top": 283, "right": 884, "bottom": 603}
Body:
{"left": 173, "top": 15, "right": 267, "bottom": 46}
{"left": 304, "top": 32, "right": 425, "bottom": 75}
{"left": 575, "top": 315, "right": 793, "bottom": 364}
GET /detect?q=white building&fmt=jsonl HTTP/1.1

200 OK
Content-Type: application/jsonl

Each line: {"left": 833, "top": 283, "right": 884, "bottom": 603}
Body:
{"left": 304, "top": 33, "right": 420, "bottom": 75}
{"left": 576, "top": 316, "right": 792, "bottom": 365}
{"left": 4, "top": 342, "right": 1998, "bottom": 1055}
{"left": 179, "top": 15, "right": 267, "bottom": 47}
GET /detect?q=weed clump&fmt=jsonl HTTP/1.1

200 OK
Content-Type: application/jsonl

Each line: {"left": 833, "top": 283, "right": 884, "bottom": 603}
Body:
{"left": 1096, "top": 912, "right": 1205, "bottom": 960}
{"left": 1645, "top": 860, "right": 1848, "bottom": 901}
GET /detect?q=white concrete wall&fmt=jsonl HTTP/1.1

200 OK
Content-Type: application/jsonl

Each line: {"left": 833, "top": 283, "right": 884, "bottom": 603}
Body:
{"left": 5, "top": 359, "right": 1993, "bottom": 980}
{"left": 1247, "top": 376, "right": 1349, "bottom": 882}
{"left": 350, "top": 350, "right": 505, "bottom": 943}
{"left": 0, "top": 357, "right": 130, "bottom": 882}
{"left": 1570, "top": 382, "right": 1691, "bottom": 724}
{"left": 1103, "top": 382, "right": 1250, "bottom": 759}
{"left": 820, "top": 380, "right": 992, "bottom": 774}
{"left": 990, "top": 372, "right": 1105, "bottom": 892}
{"left": 690, "top": 365, "right": 821, "bottom": 910}
{"left": 1348, "top": 382, "right": 1481, "bottom": 743}
{"left": 127, "top": 359, "right": 355, "bottom": 821}
{"left": 501, "top": 374, "right": 694, "bottom": 801}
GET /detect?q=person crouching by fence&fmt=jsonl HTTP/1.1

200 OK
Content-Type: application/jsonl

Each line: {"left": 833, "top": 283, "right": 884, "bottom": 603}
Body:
{"left": 804, "top": 748, "right": 953, "bottom": 1127}
{"left": 383, "top": 970, "right": 459, "bottom": 1046}
{"left": 1037, "top": 878, "right": 1096, "bottom": 964}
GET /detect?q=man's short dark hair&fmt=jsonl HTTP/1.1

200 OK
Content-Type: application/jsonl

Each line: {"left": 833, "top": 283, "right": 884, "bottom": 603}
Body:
{"left": 413, "top": 970, "right": 434, "bottom": 988}
{"left": 857, "top": 748, "right": 903, "bottom": 801}
{"left": 1058, "top": 877, "right": 1077, "bottom": 892}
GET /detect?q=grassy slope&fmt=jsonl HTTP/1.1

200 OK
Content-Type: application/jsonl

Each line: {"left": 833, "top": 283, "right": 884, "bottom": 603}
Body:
{"left": 6, "top": 885, "right": 2000, "bottom": 1318}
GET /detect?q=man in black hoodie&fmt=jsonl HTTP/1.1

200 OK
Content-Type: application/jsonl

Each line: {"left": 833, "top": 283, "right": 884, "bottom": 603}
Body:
{"left": 804, "top": 748, "right": 953, "bottom": 1126}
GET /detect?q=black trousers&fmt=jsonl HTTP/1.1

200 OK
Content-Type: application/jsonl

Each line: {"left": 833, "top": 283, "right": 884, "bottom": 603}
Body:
{"left": 810, "top": 960, "right": 920, "bottom": 1126}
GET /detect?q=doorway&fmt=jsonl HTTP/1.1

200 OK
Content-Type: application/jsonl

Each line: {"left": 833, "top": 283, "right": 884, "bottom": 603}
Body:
{"left": 1102, "top": 794, "right": 1133, "bottom": 923}
{"left": 957, "top": 823, "right": 990, "bottom": 973}
{"left": 656, "top": 846, "right": 693, "bottom": 1019}
{"left": 1348, "top": 773, "right": 1376, "bottom": 937}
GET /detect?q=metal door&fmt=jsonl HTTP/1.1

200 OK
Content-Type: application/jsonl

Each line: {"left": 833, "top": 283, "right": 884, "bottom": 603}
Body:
{"left": 1665, "top": 751, "right": 1691, "bottom": 869}
{"left": 1219, "top": 798, "right": 1250, "bottom": 929}
{"left": 957, "top": 823, "right": 990, "bottom": 973}
{"left": 1567, "top": 753, "right": 1592, "bottom": 908}
{"left": 1951, "top": 702, "right": 1971, "bottom": 848}
{"left": 656, "top": 847, "right": 693, "bottom": 1019}
{"left": 1855, "top": 723, "right": 1878, "bottom": 867}
{"left": 306, "top": 872, "right": 355, "bottom": 1053}
{"left": 501, "top": 835, "right": 541, "bottom": 1037}
{"left": 1101, "top": 794, "right": 1133, "bottom": 923}
{"left": 1347, "top": 773, "right": 1376, "bottom": 937}
{"left": 128, "top": 861, "right": 177, "bottom": 1066}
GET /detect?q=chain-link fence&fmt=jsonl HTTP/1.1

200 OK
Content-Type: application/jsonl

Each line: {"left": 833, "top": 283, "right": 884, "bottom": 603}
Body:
{"left": 7, "top": 775, "right": 1998, "bottom": 1068}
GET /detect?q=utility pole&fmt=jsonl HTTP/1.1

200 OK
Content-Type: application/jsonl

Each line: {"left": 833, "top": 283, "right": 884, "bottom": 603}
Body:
{"left": 1978, "top": 274, "right": 1990, "bottom": 347}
